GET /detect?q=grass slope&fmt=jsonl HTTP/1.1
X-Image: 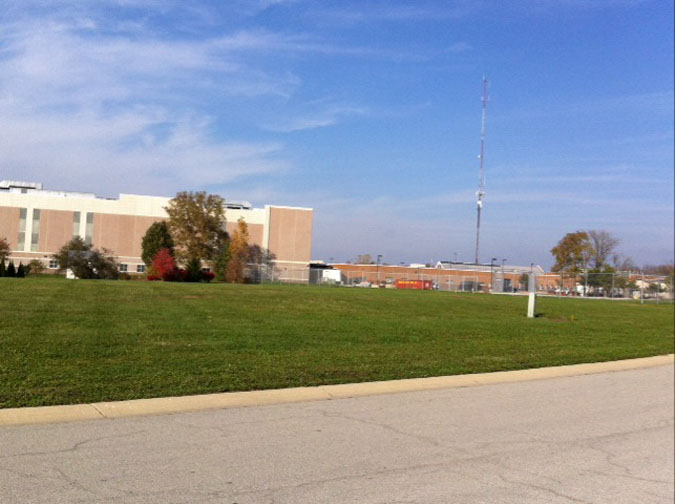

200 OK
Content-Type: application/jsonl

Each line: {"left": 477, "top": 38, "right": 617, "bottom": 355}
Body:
{"left": 1, "top": 277, "right": 673, "bottom": 408}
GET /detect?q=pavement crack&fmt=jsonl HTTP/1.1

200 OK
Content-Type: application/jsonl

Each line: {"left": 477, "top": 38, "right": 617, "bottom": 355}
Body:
{"left": 0, "top": 429, "right": 147, "bottom": 460}
{"left": 316, "top": 409, "right": 447, "bottom": 449}
{"left": 498, "top": 473, "right": 591, "bottom": 503}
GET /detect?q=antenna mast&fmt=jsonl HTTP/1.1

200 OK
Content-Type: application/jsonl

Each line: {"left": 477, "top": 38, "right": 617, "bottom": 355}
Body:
{"left": 474, "top": 76, "right": 488, "bottom": 264}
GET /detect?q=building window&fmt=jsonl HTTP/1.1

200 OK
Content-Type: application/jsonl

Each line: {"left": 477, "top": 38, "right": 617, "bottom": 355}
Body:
{"left": 31, "top": 209, "right": 41, "bottom": 252}
{"left": 201, "top": 267, "right": 211, "bottom": 273}
{"left": 72, "top": 211, "right": 81, "bottom": 238}
{"left": 18, "top": 208, "right": 27, "bottom": 251}
{"left": 85, "top": 212, "right": 94, "bottom": 245}
{"left": 49, "top": 259, "right": 59, "bottom": 269}
{"left": 136, "top": 264, "right": 146, "bottom": 273}
{"left": 119, "top": 264, "right": 128, "bottom": 272}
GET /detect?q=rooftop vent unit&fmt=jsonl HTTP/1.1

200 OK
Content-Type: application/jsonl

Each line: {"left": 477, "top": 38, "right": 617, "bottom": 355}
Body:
{"left": 225, "top": 200, "right": 253, "bottom": 210}
{"left": 0, "top": 180, "right": 43, "bottom": 190}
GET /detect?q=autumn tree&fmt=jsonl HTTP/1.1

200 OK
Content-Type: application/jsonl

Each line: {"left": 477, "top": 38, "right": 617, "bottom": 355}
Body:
{"left": 152, "top": 248, "right": 178, "bottom": 281}
{"left": 550, "top": 231, "right": 591, "bottom": 278}
{"left": 226, "top": 218, "right": 250, "bottom": 283}
{"left": 141, "top": 221, "right": 174, "bottom": 266}
{"left": 0, "top": 237, "right": 9, "bottom": 265}
{"left": 165, "top": 191, "right": 227, "bottom": 265}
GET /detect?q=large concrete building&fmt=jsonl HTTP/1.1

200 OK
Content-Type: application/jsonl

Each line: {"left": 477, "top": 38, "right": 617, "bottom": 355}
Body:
{"left": 0, "top": 180, "right": 313, "bottom": 281}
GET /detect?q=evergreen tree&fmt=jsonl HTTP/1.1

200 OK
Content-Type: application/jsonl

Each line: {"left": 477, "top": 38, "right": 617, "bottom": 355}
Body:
{"left": 214, "top": 242, "right": 231, "bottom": 282}
{"left": 185, "top": 256, "right": 203, "bottom": 282}
{"left": 0, "top": 260, "right": 5, "bottom": 277}
{"left": 16, "top": 262, "right": 25, "bottom": 278}
{"left": 141, "top": 221, "right": 174, "bottom": 266}
{"left": 6, "top": 261, "right": 16, "bottom": 277}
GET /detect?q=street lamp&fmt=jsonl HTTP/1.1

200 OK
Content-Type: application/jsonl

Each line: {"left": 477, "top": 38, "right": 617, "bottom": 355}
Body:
{"left": 502, "top": 259, "right": 507, "bottom": 292}
{"left": 490, "top": 258, "right": 497, "bottom": 292}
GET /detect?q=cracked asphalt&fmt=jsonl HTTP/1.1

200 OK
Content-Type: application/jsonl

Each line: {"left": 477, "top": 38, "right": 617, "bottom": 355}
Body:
{"left": 1, "top": 364, "right": 673, "bottom": 503}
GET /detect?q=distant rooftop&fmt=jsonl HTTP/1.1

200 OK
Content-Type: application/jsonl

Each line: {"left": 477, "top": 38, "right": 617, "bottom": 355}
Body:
{"left": 0, "top": 180, "right": 253, "bottom": 209}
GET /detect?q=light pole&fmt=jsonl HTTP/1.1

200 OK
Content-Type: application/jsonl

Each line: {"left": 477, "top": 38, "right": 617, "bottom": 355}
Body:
{"left": 501, "top": 259, "right": 507, "bottom": 292}
{"left": 376, "top": 254, "right": 382, "bottom": 286}
{"left": 490, "top": 258, "right": 497, "bottom": 292}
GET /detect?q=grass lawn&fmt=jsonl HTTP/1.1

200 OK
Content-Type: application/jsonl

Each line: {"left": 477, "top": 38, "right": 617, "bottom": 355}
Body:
{"left": 1, "top": 276, "right": 673, "bottom": 408}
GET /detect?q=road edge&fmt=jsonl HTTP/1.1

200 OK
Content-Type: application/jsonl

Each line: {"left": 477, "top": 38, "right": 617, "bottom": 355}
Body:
{"left": 2, "top": 354, "right": 673, "bottom": 427}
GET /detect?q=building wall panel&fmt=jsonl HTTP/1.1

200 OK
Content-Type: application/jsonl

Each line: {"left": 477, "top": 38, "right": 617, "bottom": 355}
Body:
{"left": 39, "top": 210, "right": 74, "bottom": 253}
{"left": 225, "top": 222, "right": 263, "bottom": 247}
{"left": 0, "top": 206, "right": 20, "bottom": 250}
{"left": 268, "top": 207, "right": 313, "bottom": 263}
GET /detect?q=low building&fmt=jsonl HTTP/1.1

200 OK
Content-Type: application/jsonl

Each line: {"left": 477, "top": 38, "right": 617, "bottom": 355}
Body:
{"left": 0, "top": 180, "right": 313, "bottom": 281}
{"left": 325, "top": 262, "right": 546, "bottom": 292}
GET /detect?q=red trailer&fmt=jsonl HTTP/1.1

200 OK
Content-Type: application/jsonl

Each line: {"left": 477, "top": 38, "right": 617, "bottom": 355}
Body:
{"left": 394, "top": 279, "right": 433, "bottom": 290}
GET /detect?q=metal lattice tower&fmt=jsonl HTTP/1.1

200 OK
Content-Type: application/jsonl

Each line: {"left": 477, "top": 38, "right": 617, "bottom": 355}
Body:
{"left": 474, "top": 76, "right": 488, "bottom": 264}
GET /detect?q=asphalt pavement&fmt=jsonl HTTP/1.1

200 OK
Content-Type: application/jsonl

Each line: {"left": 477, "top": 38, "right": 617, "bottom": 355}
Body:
{"left": 1, "top": 364, "right": 673, "bottom": 503}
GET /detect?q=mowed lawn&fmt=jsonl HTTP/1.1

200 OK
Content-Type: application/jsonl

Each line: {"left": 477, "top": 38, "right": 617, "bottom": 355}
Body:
{"left": 1, "top": 277, "right": 673, "bottom": 408}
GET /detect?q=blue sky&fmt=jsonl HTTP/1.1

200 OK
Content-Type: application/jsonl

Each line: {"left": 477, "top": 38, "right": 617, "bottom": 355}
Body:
{"left": 1, "top": 0, "right": 672, "bottom": 268}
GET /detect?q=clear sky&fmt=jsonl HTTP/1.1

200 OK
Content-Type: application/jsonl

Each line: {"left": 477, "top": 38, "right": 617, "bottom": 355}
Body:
{"left": 1, "top": 0, "right": 673, "bottom": 269}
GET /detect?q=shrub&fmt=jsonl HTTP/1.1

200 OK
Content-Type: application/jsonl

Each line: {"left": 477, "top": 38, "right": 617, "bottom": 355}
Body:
{"left": 152, "top": 248, "right": 178, "bottom": 281}
{"left": 16, "top": 263, "right": 25, "bottom": 278}
{"left": 6, "top": 261, "right": 16, "bottom": 277}
{"left": 28, "top": 259, "right": 45, "bottom": 275}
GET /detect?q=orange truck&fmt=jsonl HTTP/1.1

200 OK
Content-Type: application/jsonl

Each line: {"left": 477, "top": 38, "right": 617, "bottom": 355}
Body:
{"left": 394, "top": 279, "right": 434, "bottom": 290}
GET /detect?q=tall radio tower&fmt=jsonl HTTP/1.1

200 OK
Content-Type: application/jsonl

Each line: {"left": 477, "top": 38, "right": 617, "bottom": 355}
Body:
{"left": 474, "top": 76, "right": 488, "bottom": 264}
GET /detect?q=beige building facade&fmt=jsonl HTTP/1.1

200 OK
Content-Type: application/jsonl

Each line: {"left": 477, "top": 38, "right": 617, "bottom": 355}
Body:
{"left": 0, "top": 181, "right": 313, "bottom": 279}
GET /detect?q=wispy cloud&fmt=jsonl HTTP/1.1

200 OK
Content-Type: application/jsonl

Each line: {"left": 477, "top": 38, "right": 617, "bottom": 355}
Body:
{"left": 265, "top": 103, "right": 368, "bottom": 132}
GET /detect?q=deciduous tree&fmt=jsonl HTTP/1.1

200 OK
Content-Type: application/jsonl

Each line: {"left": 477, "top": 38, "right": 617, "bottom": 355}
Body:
{"left": 226, "top": 218, "right": 249, "bottom": 283}
{"left": 152, "top": 248, "right": 178, "bottom": 281}
{"left": 141, "top": 221, "right": 174, "bottom": 266}
{"left": 587, "top": 230, "right": 619, "bottom": 268}
{"left": 0, "top": 237, "right": 10, "bottom": 265}
{"left": 165, "top": 192, "right": 226, "bottom": 264}
{"left": 550, "top": 231, "right": 591, "bottom": 277}
{"left": 53, "top": 237, "right": 120, "bottom": 279}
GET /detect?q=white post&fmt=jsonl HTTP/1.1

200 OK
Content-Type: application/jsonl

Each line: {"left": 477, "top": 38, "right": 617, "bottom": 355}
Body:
{"left": 527, "top": 273, "right": 537, "bottom": 318}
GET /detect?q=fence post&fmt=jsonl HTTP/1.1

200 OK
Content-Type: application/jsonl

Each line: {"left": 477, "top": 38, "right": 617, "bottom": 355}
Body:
{"left": 640, "top": 273, "right": 644, "bottom": 304}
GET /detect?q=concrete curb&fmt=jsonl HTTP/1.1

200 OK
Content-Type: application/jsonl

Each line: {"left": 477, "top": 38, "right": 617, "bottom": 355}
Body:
{"left": 2, "top": 354, "right": 673, "bottom": 427}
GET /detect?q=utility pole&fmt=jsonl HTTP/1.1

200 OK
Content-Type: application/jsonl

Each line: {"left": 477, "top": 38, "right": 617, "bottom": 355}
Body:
{"left": 474, "top": 76, "right": 489, "bottom": 265}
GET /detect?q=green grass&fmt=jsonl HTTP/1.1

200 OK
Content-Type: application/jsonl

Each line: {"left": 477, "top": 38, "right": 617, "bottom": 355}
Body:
{"left": 1, "top": 277, "right": 673, "bottom": 408}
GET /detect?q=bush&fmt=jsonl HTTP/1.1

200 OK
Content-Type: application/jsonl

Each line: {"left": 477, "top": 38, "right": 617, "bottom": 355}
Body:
{"left": 152, "top": 248, "right": 178, "bottom": 281}
{"left": 28, "top": 259, "right": 45, "bottom": 275}
{"left": 6, "top": 261, "right": 16, "bottom": 277}
{"left": 53, "top": 237, "right": 120, "bottom": 279}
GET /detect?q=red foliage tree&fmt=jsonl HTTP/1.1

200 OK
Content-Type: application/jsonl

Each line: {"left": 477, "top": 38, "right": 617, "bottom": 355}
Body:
{"left": 152, "top": 248, "right": 178, "bottom": 281}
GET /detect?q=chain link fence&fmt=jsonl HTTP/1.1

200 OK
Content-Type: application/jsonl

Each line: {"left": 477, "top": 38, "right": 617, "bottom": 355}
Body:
{"left": 537, "top": 271, "right": 674, "bottom": 302}
{"left": 246, "top": 264, "right": 674, "bottom": 302}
